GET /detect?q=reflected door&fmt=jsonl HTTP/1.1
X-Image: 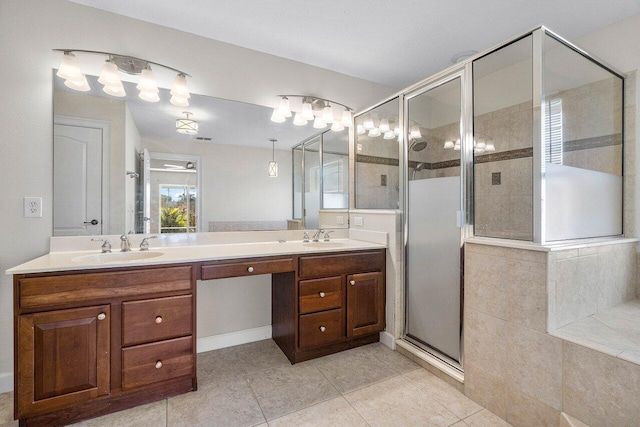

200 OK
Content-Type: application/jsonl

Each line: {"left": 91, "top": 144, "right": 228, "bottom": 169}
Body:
{"left": 53, "top": 123, "right": 104, "bottom": 236}
{"left": 405, "top": 76, "right": 463, "bottom": 365}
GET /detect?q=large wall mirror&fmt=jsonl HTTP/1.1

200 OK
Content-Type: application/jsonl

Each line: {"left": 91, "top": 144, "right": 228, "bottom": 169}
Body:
{"left": 53, "top": 72, "right": 348, "bottom": 235}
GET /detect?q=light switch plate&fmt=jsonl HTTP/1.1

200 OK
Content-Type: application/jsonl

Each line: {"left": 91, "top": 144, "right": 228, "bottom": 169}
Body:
{"left": 353, "top": 216, "right": 363, "bottom": 226}
{"left": 24, "top": 197, "right": 42, "bottom": 218}
{"left": 336, "top": 215, "right": 344, "bottom": 225}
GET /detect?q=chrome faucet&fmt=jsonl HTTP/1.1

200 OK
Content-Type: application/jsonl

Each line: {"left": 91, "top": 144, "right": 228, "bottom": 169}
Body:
{"left": 120, "top": 235, "right": 131, "bottom": 252}
{"left": 323, "top": 231, "right": 334, "bottom": 242}
{"left": 302, "top": 232, "right": 310, "bottom": 243}
{"left": 312, "top": 229, "right": 325, "bottom": 243}
{"left": 139, "top": 235, "right": 157, "bottom": 251}
{"left": 91, "top": 238, "right": 111, "bottom": 253}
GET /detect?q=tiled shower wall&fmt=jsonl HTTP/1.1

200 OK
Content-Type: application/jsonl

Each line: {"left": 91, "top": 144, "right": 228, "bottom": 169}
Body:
{"left": 464, "top": 241, "right": 640, "bottom": 426}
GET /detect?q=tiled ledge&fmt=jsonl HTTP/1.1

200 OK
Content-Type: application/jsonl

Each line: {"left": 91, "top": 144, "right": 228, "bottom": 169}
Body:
{"left": 465, "top": 236, "right": 638, "bottom": 252}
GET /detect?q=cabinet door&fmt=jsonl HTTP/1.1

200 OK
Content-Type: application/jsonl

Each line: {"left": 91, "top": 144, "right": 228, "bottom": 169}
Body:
{"left": 347, "top": 272, "right": 385, "bottom": 337}
{"left": 17, "top": 305, "right": 110, "bottom": 418}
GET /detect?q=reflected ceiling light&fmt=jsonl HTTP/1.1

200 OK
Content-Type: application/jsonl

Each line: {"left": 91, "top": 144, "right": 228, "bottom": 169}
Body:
{"left": 313, "top": 116, "right": 327, "bottom": 129}
{"left": 484, "top": 143, "right": 496, "bottom": 152}
{"left": 270, "top": 95, "right": 352, "bottom": 132}
{"left": 362, "top": 116, "right": 375, "bottom": 131}
{"left": 443, "top": 140, "right": 455, "bottom": 149}
{"left": 368, "top": 128, "right": 381, "bottom": 137}
{"left": 54, "top": 49, "right": 191, "bottom": 105}
{"left": 176, "top": 112, "right": 199, "bottom": 135}
{"left": 454, "top": 139, "right": 461, "bottom": 150}
{"left": 394, "top": 123, "right": 401, "bottom": 135}
{"left": 269, "top": 139, "right": 278, "bottom": 177}
{"left": 293, "top": 112, "right": 308, "bottom": 126}
{"left": 331, "top": 121, "right": 344, "bottom": 132}
{"left": 356, "top": 124, "right": 365, "bottom": 135}
{"left": 409, "top": 126, "right": 422, "bottom": 139}
{"left": 379, "top": 118, "right": 390, "bottom": 133}
{"left": 383, "top": 131, "right": 396, "bottom": 140}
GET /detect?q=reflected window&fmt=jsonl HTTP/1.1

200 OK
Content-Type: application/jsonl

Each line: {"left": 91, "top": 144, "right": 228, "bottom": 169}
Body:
{"left": 159, "top": 185, "right": 197, "bottom": 233}
{"left": 544, "top": 98, "right": 563, "bottom": 165}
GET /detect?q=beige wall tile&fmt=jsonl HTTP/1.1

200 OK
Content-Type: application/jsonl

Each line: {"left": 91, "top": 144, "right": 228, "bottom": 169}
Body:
{"left": 464, "top": 309, "right": 508, "bottom": 381}
{"left": 465, "top": 251, "right": 508, "bottom": 319}
{"left": 464, "top": 363, "right": 508, "bottom": 420}
{"left": 596, "top": 243, "right": 636, "bottom": 310}
{"left": 563, "top": 341, "right": 640, "bottom": 426}
{"left": 555, "top": 256, "right": 599, "bottom": 327}
{"left": 507, "top": 258, "right": 548, "bottom": 332}
{"left": 506, "top": 386, "right": 561, "bottom": 427}
{"left": 506, "top": 324, "right": 563, "bottom": 410}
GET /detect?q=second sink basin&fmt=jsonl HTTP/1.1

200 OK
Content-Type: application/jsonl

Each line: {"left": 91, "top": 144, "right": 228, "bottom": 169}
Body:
{"left": 72, "top": 251, "right": 164, "bottom": 264}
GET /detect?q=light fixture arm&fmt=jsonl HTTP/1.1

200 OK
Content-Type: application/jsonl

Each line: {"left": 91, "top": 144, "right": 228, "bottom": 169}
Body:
{"left": 276, "top": 95, "right": 352, "bottom": 112}
{"left": 53, "top": 49, "right": 191, "bottom": 77}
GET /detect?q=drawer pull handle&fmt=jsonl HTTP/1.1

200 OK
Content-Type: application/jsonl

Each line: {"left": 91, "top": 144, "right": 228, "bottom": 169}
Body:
{"left": 319, "top": 291, "right": 325, "bottom": 298}
{"left": 97, "top": 313, "right": 106, "bottom": 321}
{"left": 350, "top": 280, "right": 356, "bottom": 286}
{"left": 247, "top": 266, "right": 254, "bottom": 273}
{"left": 155, "top": 316, "right": 163, "bottom": 324}
{"left": 319, "top": 326, "right": 326, "bottom": 332}
{"left": 155, "top": 360, "right": 163, "bottom": 369}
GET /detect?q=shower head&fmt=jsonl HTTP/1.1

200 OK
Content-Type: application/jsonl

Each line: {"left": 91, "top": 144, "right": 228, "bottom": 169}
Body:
{"left": 410, "top": 139, "right": 428, "bottom": 151}
{"left": 411, "top": 162, "right": 426, "bottom": 180}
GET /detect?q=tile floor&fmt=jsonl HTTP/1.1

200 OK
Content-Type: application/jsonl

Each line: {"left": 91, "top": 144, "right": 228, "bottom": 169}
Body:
{"left": 0, "top": 340, "right": 511, "bottom": 426}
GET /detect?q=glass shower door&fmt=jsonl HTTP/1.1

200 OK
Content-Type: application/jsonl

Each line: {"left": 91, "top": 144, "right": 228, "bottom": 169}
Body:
{"left": 405, "top": 75, "right": 463, "bottom": 366}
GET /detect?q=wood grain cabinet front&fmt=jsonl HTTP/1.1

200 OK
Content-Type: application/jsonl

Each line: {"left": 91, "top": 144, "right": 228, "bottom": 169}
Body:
{"left": 122, "top": 295, "right": 193, "bottom": 346}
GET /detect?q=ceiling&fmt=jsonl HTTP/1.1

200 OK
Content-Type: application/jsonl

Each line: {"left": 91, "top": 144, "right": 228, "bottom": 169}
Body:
{"left": 68, "top": 0, "right": 640, "bottom": 88}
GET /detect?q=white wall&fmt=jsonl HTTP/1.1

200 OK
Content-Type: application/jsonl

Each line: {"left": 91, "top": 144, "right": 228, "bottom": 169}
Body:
{"left": 0, "top": 0, "right": 395, "bottom": 392}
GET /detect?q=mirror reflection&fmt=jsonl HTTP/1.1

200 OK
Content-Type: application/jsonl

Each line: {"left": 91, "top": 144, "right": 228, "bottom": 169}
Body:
{"left": 53, "top": 73, "right": 348, "bottom": 235}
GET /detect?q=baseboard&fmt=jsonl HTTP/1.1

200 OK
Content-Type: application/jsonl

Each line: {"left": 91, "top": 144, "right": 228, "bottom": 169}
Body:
{"left": 0, "top": 372, "right": 13, "bottom": 393}
{"left": 379, "top": 331, "right": 395, "bottom": 350}
{"left": 196, "top": 325, "right": 272, "bottom": 353}
{"left": 395, "top": 339, "right": 464, "bottom": 384}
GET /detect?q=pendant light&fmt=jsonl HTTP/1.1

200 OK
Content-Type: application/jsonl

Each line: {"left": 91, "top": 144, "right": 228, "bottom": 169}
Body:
{"left": 313, "top": 116, "right": 327, "bottom": 129}
{"left": 98, "top": 60, "right": 126, "bottom": 97}
{"left": 269, "top": 139, "right": 278, "bottom": 177}
{"left": 276, "top": 96, "right": 292, "bottom": 118}
{"left": 321, "top": 103, "right": 334, "bottom": 124}
{"left": 269, "top": 95, "right": 352, "bottom": 132}
{"left": 176, "top": 112, "right": 199, "bottom": 135}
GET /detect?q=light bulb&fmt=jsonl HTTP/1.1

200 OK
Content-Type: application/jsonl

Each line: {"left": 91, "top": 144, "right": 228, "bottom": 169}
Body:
{"left": 313, "top": 116, "right": 326, "bottom": 129}
{"left": 410, "top": 126, "right": 422, "bottom": 139}
{"left": 139, "top": 90, "right": 160, "bottom": 102}
{"left": 98, "top": 61, "right": 121, "bottom": 87}
{"left": 64, "top": 74, "right": 90, "bottom": 92}
{"left": 170, "top": 96, "right": 189, "bottom": 107}
{"left": 136, "top": 69, "right": 159, "bottom": 93}
{"left": 394, "top": 123, "right": 401, "bottom": 135}
{"left": 276, "top": 96, "right": 292, "bottom": 118}
{"left": 443, "top": 140, "right": 454, "bottom": 149}
{"left": 356, "top": 124, "right": 365, "bottom": 135}
{"left": 363, "top": 117, "right": 375, "bottom": 131}
{"left": 170, "top": 74, "right": 190, "bottom": 99}
{"left": 341, "top": 109, "right": 353, "bottom": 127}
{"left": 383, "top": 131, "right": 395, "bottom": 140}
{"left": 301, "top": 101, "right": 314, "bottom": 121}
{"left": 321, "top": 103, "right": 334, "bottom": 123}
{"left": 484, "top": 143, "right": 496, "bottom": 152}
{"left": 271, "top": 108, "right": 286, "bottom": 123}
{"left": 331, "top": 121, "right": 344, "bottom": 132}
{"left": 103, "top": 84, "right": 126, "bottom": 97}
{"left": 293, "top": 112, "right": 308, "bottom": 126}
{"left": 56, "top": 52, "right": 82, "bottom": 81}
{"left": 368, "top": 128, "right": 381, "bottom": 137}
{"left": 379, "top": 118, "right": 390, "bottom": 133}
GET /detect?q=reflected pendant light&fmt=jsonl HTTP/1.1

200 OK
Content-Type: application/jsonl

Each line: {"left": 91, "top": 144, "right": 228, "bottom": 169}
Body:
{"left": 170, "top": 73, "right": 191, "bottom": 107}
{"left": 176, "top": 112, "right": 199, "bottom": 135}
{"left": 269, "top": 139, "right": 278, "bottom": 177}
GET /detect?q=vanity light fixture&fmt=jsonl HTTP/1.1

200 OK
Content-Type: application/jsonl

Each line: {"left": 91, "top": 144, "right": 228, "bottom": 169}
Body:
{"left": 176, "top": 112, "right": 199, "bottom": 135}
{"left": 443, "top": 133, "right": 495, "bottom": 153}
{"left": 269, "top": 139, "right": 278, "bottom": 177}
{"left": 54, "top": 49, "right": 191, "bottom": 106}
{"left": 270, "top": 95, "right": 352, "bottom": 132}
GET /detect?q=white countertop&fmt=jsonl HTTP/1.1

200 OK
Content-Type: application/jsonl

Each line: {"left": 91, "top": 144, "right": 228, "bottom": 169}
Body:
{"left": 6, "top": 234, "right": 387, "bottom": 275}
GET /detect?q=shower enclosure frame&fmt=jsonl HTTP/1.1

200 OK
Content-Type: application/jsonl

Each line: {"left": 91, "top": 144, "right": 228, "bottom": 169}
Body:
{"left": 350, "top": 24, "right": 626, "bottom": 377}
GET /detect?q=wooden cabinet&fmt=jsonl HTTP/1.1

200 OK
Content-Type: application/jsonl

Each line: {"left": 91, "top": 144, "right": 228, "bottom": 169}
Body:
{"left": 272, "top": 248, "right": 386, "bottom": 363}
{"left": 14, "top": 264, "right": 196, "bottom": 426}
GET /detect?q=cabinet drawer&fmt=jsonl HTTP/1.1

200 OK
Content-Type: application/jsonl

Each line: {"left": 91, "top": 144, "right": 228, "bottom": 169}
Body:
{"left": 201, "top": 257, "right": 293, "bottom": 280}
{"left": 299, "top": 277, "right": 342, "bottom": 315}
{"left": 298, "top": 250, "right": 385, "bottom": 279}
{"left": 17, "top": 266, "right": 193, "bottom": 310}
{"left": 122, "top": 295, "right": 193, "bottom": 346}
{"left": 299, "top": 309, "right": 343, "bottom": 349}
{"left": 122, "top": 336, "right": 193, "bottom": 390}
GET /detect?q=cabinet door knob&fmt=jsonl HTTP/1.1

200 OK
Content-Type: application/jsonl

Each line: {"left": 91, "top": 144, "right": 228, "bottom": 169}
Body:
{"left": 97, "top": 313, "right": 106, "bottom": 320}
{"left": 319, "top": 326, "right": 326, "bottom": 332}
{"left": 155, "top": 360, "right": 163, "bottom": 369}
{"left": 247, "top": 266, "right": 254, "bottom": 273}
{"left": 350, "top": 280, "right": 356, "bottom": 286}
{"left": 319, "top": 291, "right": 325, "bottom": 298}
{"left": 155, "top": 316, "right": 163, "bottom": 324}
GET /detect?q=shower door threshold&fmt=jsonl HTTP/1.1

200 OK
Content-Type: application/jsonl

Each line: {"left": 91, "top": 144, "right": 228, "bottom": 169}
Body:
{"left": 398, "top": 336, "right": 464, "bottom": 381}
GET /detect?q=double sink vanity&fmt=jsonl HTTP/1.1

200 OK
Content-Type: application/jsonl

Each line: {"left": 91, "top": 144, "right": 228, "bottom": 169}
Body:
{"left": 7, "top": 231, "right": 387, "bottom": 426}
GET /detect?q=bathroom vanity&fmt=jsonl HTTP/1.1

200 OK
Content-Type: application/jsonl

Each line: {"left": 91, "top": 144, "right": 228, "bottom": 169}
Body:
{"left": 9, "top": 238, "right": 386, "bottom": 426}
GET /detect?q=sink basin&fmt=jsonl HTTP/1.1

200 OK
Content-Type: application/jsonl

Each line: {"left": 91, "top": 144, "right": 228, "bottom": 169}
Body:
{"left": 71, "top": 251, "right": 164, "bottom": 264}
{"left": 302, "top": 242, "right": 349, "bottom": 249}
